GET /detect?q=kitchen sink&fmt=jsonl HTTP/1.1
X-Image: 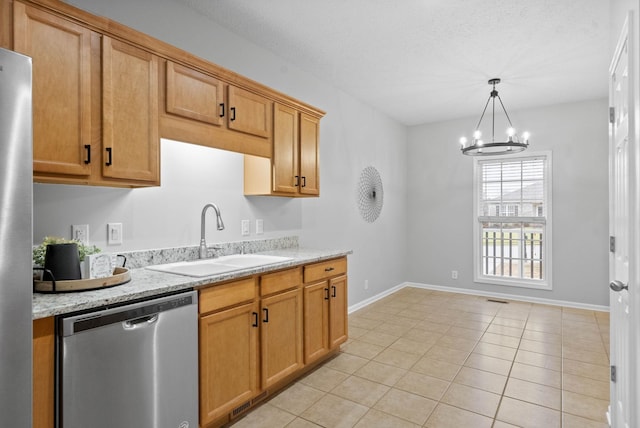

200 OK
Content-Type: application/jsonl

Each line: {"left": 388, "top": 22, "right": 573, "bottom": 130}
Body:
{"left": 146, "top": 254, "right": 293, "bottom": 277}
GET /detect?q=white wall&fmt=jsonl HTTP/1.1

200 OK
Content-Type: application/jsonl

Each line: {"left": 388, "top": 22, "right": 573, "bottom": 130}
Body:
{"left": 39, "top": 0, "right": 409, "bottom": 306}
{"left": 407, "top": 99, "right": 610, "bottom": 306}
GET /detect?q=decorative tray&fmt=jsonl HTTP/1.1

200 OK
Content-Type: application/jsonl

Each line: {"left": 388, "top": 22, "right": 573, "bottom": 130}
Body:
{"left": 33, "top": 267, "right": 131, "bottom": 293}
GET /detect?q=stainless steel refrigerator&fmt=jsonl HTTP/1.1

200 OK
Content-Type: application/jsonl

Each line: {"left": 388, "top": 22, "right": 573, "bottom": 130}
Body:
{"left": 0, "top": 47, "right": 33, "bottom": 426}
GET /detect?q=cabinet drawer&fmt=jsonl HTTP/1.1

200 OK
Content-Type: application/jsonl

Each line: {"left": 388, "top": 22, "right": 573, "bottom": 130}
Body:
{"left": 260, "top": 267, "right": 302, "bottom": 296}
{"left": 199, "top": 278, "right": 256, "bottom": 314}
{"left": 304, "top": 257, "right": 347, "bottom": 283}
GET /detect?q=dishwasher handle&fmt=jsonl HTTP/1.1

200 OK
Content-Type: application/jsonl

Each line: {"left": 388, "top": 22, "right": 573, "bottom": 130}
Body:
{"left": 123, "top": 314, "right": 159, "bottom": 329}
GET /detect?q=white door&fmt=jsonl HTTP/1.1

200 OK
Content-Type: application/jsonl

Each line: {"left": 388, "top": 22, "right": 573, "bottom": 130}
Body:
{"left": 609, "top": 14, "right": 635, "bottom": 428}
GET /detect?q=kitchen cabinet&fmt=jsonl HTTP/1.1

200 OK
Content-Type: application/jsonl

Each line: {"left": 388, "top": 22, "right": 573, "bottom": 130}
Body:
{"left": 199, "top": 278, "right": 259, "bottom": 426}
{"left": 13, "top": 2, "right": 159, "bottom": 187}
{"left": 161, "top": 60, "right": 273, "bottom": 158}
{"left": 33, "top": 317, "right": 55, "bottom": 428}
{"left": 303, "top": 257, "right": 348, "bottom": 364}
{"left": 244, "top": 104, "right": 320, "bottom": 197}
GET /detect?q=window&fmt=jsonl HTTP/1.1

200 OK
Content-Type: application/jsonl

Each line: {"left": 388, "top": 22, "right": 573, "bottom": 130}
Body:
{"left": 473, "top": 152, "right": 552, "bottom": 289}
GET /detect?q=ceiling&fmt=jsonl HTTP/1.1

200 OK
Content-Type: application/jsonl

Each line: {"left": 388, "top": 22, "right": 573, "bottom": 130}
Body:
{"left": 176, "top": 0, "right": 610, "bottom": 126}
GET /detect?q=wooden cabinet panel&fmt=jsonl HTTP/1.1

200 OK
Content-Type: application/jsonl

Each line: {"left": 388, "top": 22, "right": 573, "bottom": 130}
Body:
{"left": 102, "top": 36, "right": 159, "bottom": 183}
{"left": 165, "top": 61, "right": 224, "bottom": 126}
{"left": 33, "top": 317, "right": 55, "bottom": 428}
{"left": 14, "top": 2, "right": 92, "bottom": 177}
{"left": 299, "top": 113, "right": 320, "bottom": 195}
{"left": 303, "top": 281, "right": 330, "bottom": 364}
{"left": 329, "top": 275, "right": 348, "bottom": 348}
{"left": 260, "top": 287, "right": 303, "bottom": 389}
{"left": 260, "top": 267, "right": 302, "bottom": 296}
{"left": 199, "top": 278, "right": 256, "bottom": 314}
{"left": 199, "top": 301, "right": 259, "bottom": 425}
{"left": 272, "top": 103, "right": 299, "bottom": 193}
{"left": 228, "top": 86, "right": 272, "bottom": 138}
{"left": 303, "top": 257, "right": 347, "bottom": 283}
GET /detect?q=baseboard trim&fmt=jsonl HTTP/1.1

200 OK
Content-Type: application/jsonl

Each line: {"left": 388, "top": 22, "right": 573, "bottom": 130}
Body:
{"left": 349, "top": 281, "right": 609, "bottom": 313}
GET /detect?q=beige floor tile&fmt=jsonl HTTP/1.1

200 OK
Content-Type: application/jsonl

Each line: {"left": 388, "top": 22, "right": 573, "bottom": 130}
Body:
{"left": 324, "top": 352, "right": 369, "bottom": 374}
{"left": 413, "top": 320, "right": 451, "bottom": 334}
{"left": 410, "top": 356, "right": 461, "bottom": 381}
{"left": 522, "top": 328, "right": 562, "bottom": 343}
{"left": 452, "top": 318, "right": 491, "bottom": 331}
{"left": 353, "top": 408, "right": 421, "bottom": 428}
{"left": 388, "top": 337, "right": 435, "bottom": 356}
{"left": 372, "top": 347, "right": 421, "bottom": 369}
{"left": 348, "top": 326, "right": 368, "bottom": 339}
{"left": 492, "top": 316, "right": 527, "bottom": 329}
{"left": 394, "top": 371, "right": 450, "bottom": 401}
{"left": 373, "top": 388, "right": 437, "bottom": 425}
{"left": 424, "top": 403, "right": 493, "bottom": 428}
{"left": 504, "top": 377, "right": 561, "bottom": 410}
{"left": 341, "top": 339, "right": 385, "bottom": 359}
{"left": 562, "top": 412, "right": 610, "bottom": 428}
{"left": 402, "top": 328, "right": 443, "bottom": 343}
{"left": 496, "top": 397, "right": 560, "bottom": 428}
{"left": 492, "top": 421, "right": 521, "bottom": 428}
{"left": 519, "top": 338, "right": 562, "bottom": 357}
{"left": 515, "top": 349, "right": 561, "bottom": 371}
{"left": 348, "top": 315, "right": 383, "bottom": 330}
{"left": 353, "top": 360, "right": 407, "bottom": 386}
{"left": 509, "top": 362, "right": 561, "bottom": 388}
{"left": 563, "top": 336, "right": 608, "bottom": 352}
{"left": 473, "top": 341, "right": 517, "bottom": 361}
{"left": 486, "top": 323, "right": 524, "bottom": 338}
{"left": 424, "top": 345, "right": 470, "bottom": 365}
{"left": 300, "top": 366, "right": 350, "bottom": 392}
{"left": 232, "top": 403, "right": 296, "bottom": 428}
{"left": 269, "top": 383, "right": 325, "bottom": 415}
{"left": 525, "top": 320, "right": 563, "bottom": 335}
{"left": 445, "top": 325, "right": 485, "bottom": 340}
{"left": 358, "top": 309, "right": 394, "bottom": 321}
{"left": 481, "top": 332, "right": 521, "bottom": 348}
{"left": 464, "top": 352, "right": 513, "bottom": 376}
{"left": 562, "top": 358, "right": 610, "bottom": 382}
{"left": 358, "top": 330, "right": 400, "bottom": 347}
{"left": 562, "top": 390, "right": 609, "bottom": 423}
{"left": 384, "top": 315, "right": 420, "bottom": 328}
{"left": 300, "top": 394, "right": 368, "bottom": 428}
{"left": 435, "top": 335, "right": 478, "bottom": 352}
{"left": 330, "top": 375, "right": 390, "bottom": 407}
{"left": 372, "top": 321, "right": 412, "bottom": 337}
{"left": 284, "top": 417, "right": 323, "bottom": 428}
{"left": 562, "top": 346, "right": 610, "bottom": 366}
{"left": 453, "top": 366, "right": 507, "bottom": 394}
{"left": 396, "top": 308, "right": 428, "bottom": 320}
{"left": 562, "top": 372, "right": 610, "bottom": 400}
{"left": 440, "top": 382, "right": 501, "bottom": 417}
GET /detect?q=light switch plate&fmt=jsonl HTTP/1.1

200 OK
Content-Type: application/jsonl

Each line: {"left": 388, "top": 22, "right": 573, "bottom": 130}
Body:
{"left": 256, "top": 219, "right": 264, "bottom": 235}
{"left": 241, "top": 220, "right": 250, "bottom": 236}
{"left": 71, "top": 224, "right": 89, "bottom": 245}
{"left": 107, "top": 223, "right": 123, "bottom": 245}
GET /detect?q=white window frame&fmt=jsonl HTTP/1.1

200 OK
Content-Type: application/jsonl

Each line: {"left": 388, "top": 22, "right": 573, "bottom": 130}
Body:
{"left": 473, "top": 151, "right": 553, "bottom": 290}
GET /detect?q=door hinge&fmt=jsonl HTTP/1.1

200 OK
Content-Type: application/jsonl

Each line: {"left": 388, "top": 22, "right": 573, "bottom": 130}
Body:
{"left": 610, "top": 107, "right": 616, "bottom": 124}
{"left": 610, "top": 236, "right": 616, "bottom": 253}
{"left": 611, "top": 365, "right": 617, "bottom": 382}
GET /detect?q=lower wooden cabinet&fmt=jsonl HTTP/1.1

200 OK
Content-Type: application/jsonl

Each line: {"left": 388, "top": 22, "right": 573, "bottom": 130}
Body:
{"left": 33, "top": 317, "right": 55, "bottom": 428}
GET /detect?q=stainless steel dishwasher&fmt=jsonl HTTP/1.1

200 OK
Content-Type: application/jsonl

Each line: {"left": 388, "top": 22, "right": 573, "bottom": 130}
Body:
{"left": 58, "top": 291, "right": 198, "bottom": 428}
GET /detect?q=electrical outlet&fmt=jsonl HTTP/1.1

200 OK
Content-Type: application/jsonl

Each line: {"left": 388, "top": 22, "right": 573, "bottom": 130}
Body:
{"left": 107, "top": 223, "right": 123, "bottom": 245}
{"left": 451, "top": 270, "right": 458, "bottom": 280}
{"left": 256, "top": 219, "right": 264, "bottom": 235}
{"left": 364, "top": 279, "right": 369, "bottom": 290}
{"left": 71, "top": 224, "right": 89, "bottom": 245}
{"left": 241, "top": 220, "right": 250, "bottom": 236}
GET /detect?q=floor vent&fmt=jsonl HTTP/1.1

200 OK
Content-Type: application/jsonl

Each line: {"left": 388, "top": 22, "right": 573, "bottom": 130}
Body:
{"left": 231, "top": 401, "right": 251, "bottom": 417}
{"left": 487, "top": 299, "right": 509, "bottom": 304}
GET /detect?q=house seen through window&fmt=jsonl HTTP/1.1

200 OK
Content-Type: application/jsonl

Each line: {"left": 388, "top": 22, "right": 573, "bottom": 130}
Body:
{"left": 473, "top": 152, "right": 552, "bottom": 289}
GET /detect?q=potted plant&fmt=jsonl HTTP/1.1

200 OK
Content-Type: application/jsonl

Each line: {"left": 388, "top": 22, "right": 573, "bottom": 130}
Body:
{"left": 33, "top": 236, "right": 101, "bottom": 279}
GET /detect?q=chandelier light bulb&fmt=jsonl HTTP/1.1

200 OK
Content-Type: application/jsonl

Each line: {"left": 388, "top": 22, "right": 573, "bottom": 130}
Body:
{"left": 459, "top": 137, "right": 467, "bottom": 147}
{"left": 507, "top": 127, "right": 515, "bottom": 137}
{"left": 473, "top": 130, "right": 482, "bottom": 140}
{"left": 522, "top": 131, "right": 530, "bottom": 141}
{"left": 477, "top": 139, "right": 484, "bottom": 147}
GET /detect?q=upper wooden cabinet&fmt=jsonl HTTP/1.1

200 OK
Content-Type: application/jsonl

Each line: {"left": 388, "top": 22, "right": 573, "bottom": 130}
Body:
{"left": 13, "top": 2, "right": 160, "bottom": 187}
{"left": 244, "top": 104, "right": 321, "bottom": 197}
{"left": 161, "top": 60, "right": 273, "bottom": 158}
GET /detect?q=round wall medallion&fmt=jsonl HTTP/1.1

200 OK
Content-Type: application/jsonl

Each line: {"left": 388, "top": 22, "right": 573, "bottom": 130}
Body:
{"left": 357, "top": 166, "right": 384, "bottom": 223}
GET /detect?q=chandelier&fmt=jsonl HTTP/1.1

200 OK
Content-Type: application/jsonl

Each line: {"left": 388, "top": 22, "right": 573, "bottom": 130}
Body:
{"left": 459, "top": 78, "right": 529, "bottom": 156}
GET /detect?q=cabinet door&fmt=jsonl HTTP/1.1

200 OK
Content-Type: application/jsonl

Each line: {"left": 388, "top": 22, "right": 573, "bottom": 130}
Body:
{"left": 33, "top": 317, "right": 55, "bottom": 428}
{"left": 261, "top": 287, "right": 303, "bottom": 389}
{"left": 199, "top": 301, "right": 259, "bottom": 425}
{"left": 299, "top": 113, "right": 320, "bottom": 195}
{"left": 165, "top": 61, "right": 224, "bottom": 126}
{"left": 303, "top": 281, "right": 330, "bottom": 364}
{"left": 329, "top": 275, "right": 348, "bottom": 348}
{"left": 14, "top": 3, "right": 92, "bottom": 177}
{"left": 102, "top": 36, "right": 159, "bottom": 183}
{"left": 272, "top": 103, "right": 299, "bottom": 194}
{"left": 228, "top": 85, "right": 271, "bottom": 138}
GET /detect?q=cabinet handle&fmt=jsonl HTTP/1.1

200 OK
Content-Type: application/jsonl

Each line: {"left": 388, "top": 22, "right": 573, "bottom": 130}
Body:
{"left": 262, "top": 307, "right": 269, "bottom": 323}
{"left": 294, "top": 175, "right": 299, "bottom": 186}
{"left": 230, "top": 107, "right": 236, "bottom": 121}
{"left": 219, "top": 103, "right": 225, "bottom": 118}
{"left": 324, "top": 287, "right": 329, "bottom": 300}
{"left": 84, "top": 145, "right": 91, "bottom": 164}
{"left": 331, "top": 285, "right": 337, "bottom": 298}
{"left": 105, "top": 147, "right": 112, "bottom": 166}
{"left": 324, "top": 267, "right": 334, "bottom": 272}
{"left": 252, "top": 312, "right": 258, "bottom": 327}
{"left": 301, "top": 176, "right": 306, "bottom": 187}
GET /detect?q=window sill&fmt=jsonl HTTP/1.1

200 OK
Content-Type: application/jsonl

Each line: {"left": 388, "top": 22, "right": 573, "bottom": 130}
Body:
{"left": 474, "top": 275, "right": 552, "bottom": 291}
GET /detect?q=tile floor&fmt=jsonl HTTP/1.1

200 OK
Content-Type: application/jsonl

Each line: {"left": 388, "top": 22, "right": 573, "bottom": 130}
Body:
{"left": 230, "top": 287, "right": 610, "bottom": 428}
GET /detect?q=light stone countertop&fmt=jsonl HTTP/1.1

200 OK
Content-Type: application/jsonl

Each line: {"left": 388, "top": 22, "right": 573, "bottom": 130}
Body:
{"left": 32, "top": 248, "right": 352, "bottom": 319}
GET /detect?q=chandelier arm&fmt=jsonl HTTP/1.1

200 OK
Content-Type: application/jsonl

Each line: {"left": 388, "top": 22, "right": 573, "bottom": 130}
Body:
{"left": 474, "top": 95, "right": 493, "bottom": 131}
{"left": 495, "top": 94, "right": 516, "bottom": 128}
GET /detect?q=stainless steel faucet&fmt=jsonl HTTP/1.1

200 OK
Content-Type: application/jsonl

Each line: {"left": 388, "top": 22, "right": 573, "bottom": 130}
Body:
{"left": 200, "top": 203, "right": 225, "bottom": 259}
